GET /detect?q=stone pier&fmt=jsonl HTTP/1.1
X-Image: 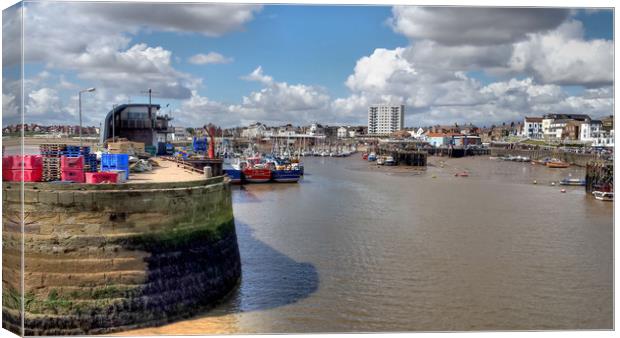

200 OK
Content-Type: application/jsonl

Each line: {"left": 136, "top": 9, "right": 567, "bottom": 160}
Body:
{"left": 2, "top": 177, "right": 241, "bottom": 335}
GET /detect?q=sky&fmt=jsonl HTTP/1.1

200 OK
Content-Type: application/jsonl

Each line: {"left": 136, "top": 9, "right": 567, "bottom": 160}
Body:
{"left": 1, "top": 2, "right": 614, "bottom": 129}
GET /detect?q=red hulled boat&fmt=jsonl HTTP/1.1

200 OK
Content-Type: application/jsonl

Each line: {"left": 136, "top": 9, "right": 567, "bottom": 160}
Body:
{"left": 242, "top": 167, "right": 271, "bottom": 183}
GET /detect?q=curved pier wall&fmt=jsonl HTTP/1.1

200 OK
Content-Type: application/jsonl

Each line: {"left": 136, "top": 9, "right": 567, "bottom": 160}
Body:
{"left": 2, "top": 177, "right": 241, "bottom": 335}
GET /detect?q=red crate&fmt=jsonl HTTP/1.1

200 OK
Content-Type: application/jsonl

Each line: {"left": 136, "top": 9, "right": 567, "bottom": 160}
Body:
{"left": 4, "top": 155, "right": 43, "bottom": 170}
{"left": 61, "top": 169, "right": 85, "bottom": 183}
{"left": 61, "top": 155, "right": 84, "bottom": 170}
{"left": 85, "top": 172, "right": 118, "bottom": 184}
{"left": 3, "top": 169, "right": 43, "bottom": 182}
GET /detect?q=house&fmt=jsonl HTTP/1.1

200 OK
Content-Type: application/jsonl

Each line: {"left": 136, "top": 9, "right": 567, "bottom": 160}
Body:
{"left": 580, "top": 120, "right": 602, "bottom": 142}
{"left": 337, "top": 126, "right": 348, "bottom": 138}
{"left": 522, "top": 117, "right": 543, "bottom": 139}
{"left": 452, "top": 135, "right": 482, "bottom": 147}
{"left": 542, "top": 114, "right": 591, "bottom": 139}
{"left": 426, "top": 132, "right": 449, "bottom": 147}
{"left": 241, "top": 122, "right": 267, "bottom": 139}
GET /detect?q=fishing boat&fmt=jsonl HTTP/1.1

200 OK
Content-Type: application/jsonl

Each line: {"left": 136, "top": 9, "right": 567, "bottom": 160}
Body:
{"left": 223, "top": 164, "right": 243, "bottom": 184}
{"left": 242, "top": 163, "right": 271, "bottom": 183}
{"left": 272, "top": 169, "right": 302, "bottom": 183}
{"left": 593, "top": 191, "right": 614, "bottom": 201}
{"left": 560, "top": 178, "right": 586, "bottom": 186}
{"left": 546, "top": 160, "right": 570, "bottom": 168}
{"left": 384, "top": 156, "right": 396, "bottom": 166}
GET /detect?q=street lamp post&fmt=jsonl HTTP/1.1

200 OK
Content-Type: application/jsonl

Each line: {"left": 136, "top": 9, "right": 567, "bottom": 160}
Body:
{"left": 112, "top": 104, "right": 117, "bottom": 142}
{"left": 78, "top": 87, "right": 96, "bottom": 147}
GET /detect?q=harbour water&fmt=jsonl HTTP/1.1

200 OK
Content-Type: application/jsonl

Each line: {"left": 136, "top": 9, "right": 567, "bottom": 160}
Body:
{"left": 120, "top": 156, "right": 612, "bottom": 334}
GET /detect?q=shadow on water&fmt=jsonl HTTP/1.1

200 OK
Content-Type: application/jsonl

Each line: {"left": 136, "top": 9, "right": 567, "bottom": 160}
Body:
{"left": 198, "top": 220, "right": 319, "bottom": 317}
{"left": 232, "top": 183, "right": 305, "bottom": 203}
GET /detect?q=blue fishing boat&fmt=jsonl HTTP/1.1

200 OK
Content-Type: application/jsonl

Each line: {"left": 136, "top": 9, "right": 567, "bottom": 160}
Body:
{"left": 272, "top": 169, "right": 302, "bottom": 183}
{"left": 560, "top": 178, "right": 586, "bottom": 186}
{"left": 223, "top": 162, "right": 243, "bottom": 184}
{"left": 223, "top": 168, "right": 243, "bottom": 184}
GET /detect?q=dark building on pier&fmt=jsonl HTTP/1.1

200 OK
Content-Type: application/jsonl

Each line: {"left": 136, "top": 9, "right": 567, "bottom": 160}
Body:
{"left": 101, "top": 103, "right": 173, "bottom": 147}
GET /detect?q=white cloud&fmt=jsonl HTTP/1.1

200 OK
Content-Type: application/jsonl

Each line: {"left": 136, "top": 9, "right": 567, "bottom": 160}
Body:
{"left": 507, "top": 20, "right": 613, "bottom": 87}
{"left": 189, "top": 52, "right": 233, "bottom": 65}
{"left": 10, "top": 1, "right": 262, "bottom": 126}
{"left": 175, "top": 68, "right": 333, "bottom": 127}
{"left": 232, "top": 67, "right": 331, "bottom": 124}
{"left": 389, "top": 7, "right": 570, "bottom": 46}
{"left": 241, "top": 66, "right": 274, "bottom": 85}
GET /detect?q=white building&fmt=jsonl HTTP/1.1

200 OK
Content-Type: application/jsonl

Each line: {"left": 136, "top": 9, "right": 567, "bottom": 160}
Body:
{"left": 426, "top": 132, "right": 449, "bottom": 147}
{"left": 172, "top": 126, "right": 189, "bottom": 141}
{"left": 580, "top": 120, "right": 602, "bottom": 142}
{"left": 592, "top": 130, "right": 614, "bottom": 147}
{"left": 308, "top": 123, "right": 324, "bottom": 136}
{"left": 241, "top": 122, "right": 267, "bottom": 138}
{"left": 522, "top": 117, "right": 543, "bottom": 139}
{"left": 337, "top": 126, "right": 348, "bottom": 138}
{"left": 368, "top": 104, "right": 405, "bottom": 135}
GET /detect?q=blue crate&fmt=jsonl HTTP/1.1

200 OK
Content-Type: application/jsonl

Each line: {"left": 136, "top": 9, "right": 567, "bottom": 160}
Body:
{"left": 101, "top": 154, "right": 129, "bottom": 168}
{"left": 66, "top": 146, "right": 90, "bottom": 154}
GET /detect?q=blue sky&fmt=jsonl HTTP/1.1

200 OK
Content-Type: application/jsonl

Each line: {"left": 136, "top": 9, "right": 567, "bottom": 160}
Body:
{"left": 131, "top": 5, "right": 409, "bottom": 102}
{"left": 3, "top": 3, "right": 614, "bottom": 127}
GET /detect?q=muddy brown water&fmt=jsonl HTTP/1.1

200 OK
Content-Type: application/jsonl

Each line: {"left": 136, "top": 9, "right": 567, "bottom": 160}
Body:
{"left": 120, "top": 155, "right": 612, "bottom": 334}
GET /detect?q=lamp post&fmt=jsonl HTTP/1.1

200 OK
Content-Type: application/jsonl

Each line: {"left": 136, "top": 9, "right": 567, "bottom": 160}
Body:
{"left": 112, "top": 104, "right": 117, "bottom": 142}
{"left": 78, "top": 87, "right": 96, "bottom": 147}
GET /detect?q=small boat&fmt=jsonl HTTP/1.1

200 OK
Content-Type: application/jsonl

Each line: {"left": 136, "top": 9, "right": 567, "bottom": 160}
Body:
{"left": 272, "top": 169, "right": 302, "bottom": 183}
{"left": 384, "top": 156, "right": 396, "bottom": 166}
{"left": 376, "top": 157, "right": 385, "bottom": 165}
{"left": 362, "top": 153, "right": 368, "bottom": 160}
{"left": 368, "top": 152, "right": 377, "bottom": 161}
{"left": 593, "top": 191, "right": 614, "bottom": 201}
{"left": 242, "top": 167, "right": 271, "bottom": 183}
{"left": 223, "top": 168, "right": 243, "bottom": 184}
{"left": 560, "top": 178, "right": 586, "bottom": 186}
{"left": 546, "top": 161, "right": 570, "bottom": 168}
{"left": 454, "top": 171, "right": 469, "bottom": 177}
{"left": 531, "top": 157, "right": 551, "bottom": 165}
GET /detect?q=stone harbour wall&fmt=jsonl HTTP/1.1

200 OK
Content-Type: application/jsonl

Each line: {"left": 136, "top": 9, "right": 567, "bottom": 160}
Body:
{"left": 2, "top": 177, "right": 241, "bottom": 335}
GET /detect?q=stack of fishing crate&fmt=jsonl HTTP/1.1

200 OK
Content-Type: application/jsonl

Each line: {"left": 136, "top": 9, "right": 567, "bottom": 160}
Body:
{"left": 64, "top": 146, "right": 97, "bottom": 173}
{"left": 60, "top": 155, "right": 85, "bottom": 183}
{"left": 39, "top": 143, "right": 66, "bottom": 182}
{"left": 101, "top": 153, "right": 130, "bottom": 181}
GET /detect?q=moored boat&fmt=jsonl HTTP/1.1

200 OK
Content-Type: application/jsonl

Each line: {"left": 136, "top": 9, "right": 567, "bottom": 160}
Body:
{"left": 368, "top": 152, "right": 377, "bottom": 161}
{"left": 362, "top": 153, "right": 368, "bottom": 160}
{"left": 223, "top": 168, "right": 243, "bottom": 184}
{"left": 546, "top": 160, "right": 570, "bottom": 168}
{"left": 242, "top": 166, "right": 271, "bottom": 183}
{"left": 593, "top": 191, "right": 614, "bottom": 201}
{"left": 272, "top": 169, "right": 302, "bottom": 183}
{"left": 384, "top": 156, "right": 396, "bottom": 166}
{"left": 376, "top": 156, "right": 385, "bottom": 165}
{"left": 560, "top": 178, "right": 586, "bottom": 186}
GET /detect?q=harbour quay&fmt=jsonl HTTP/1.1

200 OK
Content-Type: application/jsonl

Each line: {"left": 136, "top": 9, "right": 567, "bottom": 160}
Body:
{"left": 2, "top": 176, "right": 241, "bottom": 335}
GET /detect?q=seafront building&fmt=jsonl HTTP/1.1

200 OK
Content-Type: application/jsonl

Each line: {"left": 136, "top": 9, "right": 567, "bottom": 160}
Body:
{"left": 368, "top": 104, "right": 405, "bottom": 135}
{"left": 522, "top": 117, "right": 543, "bottom": 139}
